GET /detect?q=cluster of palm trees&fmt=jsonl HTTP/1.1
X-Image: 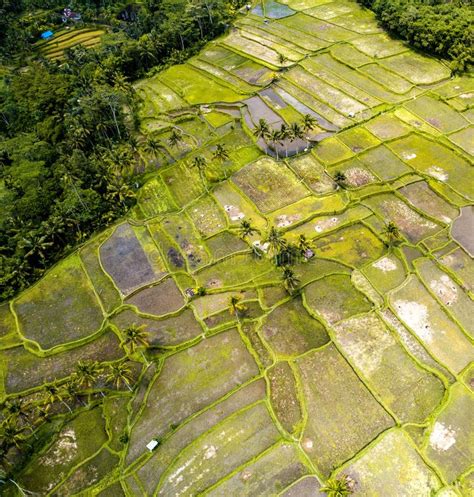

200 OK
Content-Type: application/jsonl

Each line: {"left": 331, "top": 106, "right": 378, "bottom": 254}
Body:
{"left": 0, "top": 323, "right": 151, "bottom": 463}
{"left": 237, "top": 220, "right": 317, "bottom": 294}
{"left": 320, "top": 475, "right": 355, "bottom": 496}
{"left": 253, "top": 114, "right": 318, "bottom": 159}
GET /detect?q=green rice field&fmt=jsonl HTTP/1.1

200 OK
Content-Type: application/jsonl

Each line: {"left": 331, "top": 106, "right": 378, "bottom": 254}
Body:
{"left": 1, "top": 0, "right": 473, "bottom": 495}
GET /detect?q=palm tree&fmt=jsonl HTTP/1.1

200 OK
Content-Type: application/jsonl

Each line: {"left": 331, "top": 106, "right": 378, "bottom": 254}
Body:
{"left": 278, "top": 53, "right": 287, "bottom": 65}
{"left": 333, "top": 171, "right": 347, "bottom": 189}
{"left": 168, "top": 128, "right": 183, "bottom": 148}
{"left": 213, "top": 143, "right": 230, "bottom": 177}
{"left": 281, "top": 266, "right": 300, "bottom": 294}
{"left": 289, "top": 122, "right": 305, "bottom": 155}
{"left": 238, "top": 219, "right": 259, "bottom": 239}
{"left": 123, "top": 324, "right": 150, "bottom": 355}
{"left": 212, "top": 144, "right": 229, "bottom": 163}
{"left": 253, "top": 118, "right": 270, "bottom": 153}
{"left": 143, "top": 137, "right": 161, "bottom": 158}
{"left": 190, "top": 155, "right": 208, "bottom": 191}
{"left": 74, "top": 360, "right": 102, "bottom": 390}
{"left": 320, "top": 476, "right": 354, "bottom": 496}
{"left": 267, "top": 128, "right": 282, "bottom": 159}
{"left": 265, "top": 226, "right": 287, "bottom": 255}
{"left": 229, "top": 295, "right": 247, "bottom": 319}
{"left": 1, "top": 400, "right": 29, "bottom": 423}
{"left": 301, "top": 114, "right": 317, "bottom": 147}
{"left": 253, "top": 118, "right": 270, "bottom": 141}
{"left": 62, "top": 379, "right": 85, "bottom": 407}
{"left": 298, "top": 234, "right": 313, "bottom": 255}
{"left": 384, "top": 221, "right": 401, "bottom": 245}
{"left": 0, "top": 418, "right": 28, "bottom": 450}
{"left": 278, "top": 123, "right": 290, "bottom": 157}
{"left": 44, "top": 384, "right": 72, "bottom": 413}
{"left": 105, "top": 362, "right": 134, "bottom": 391}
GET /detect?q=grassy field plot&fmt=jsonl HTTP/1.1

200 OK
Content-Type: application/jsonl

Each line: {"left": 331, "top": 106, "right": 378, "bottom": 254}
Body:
{"left": 233, "top": 157, "right": 309, "bottom": 213}
{"left": 405, "top": 95, "right": 469, "bottom": 134}
{"left": 126, "top": 328, "right": 259, "bottom": 462}
{"left": 448, "top": 125, "right": 474, "bottom": 156}
{"left": 19, "top": 407, "right": 108, "bottom": 494}
{"left": 363, "top": 193, "right": 442, "bottom": 243}
{"left": 279, "top": 13, "right": 356, "bottom": 43}
{"left": 312, "top": 224, "right": 385, "bottom": 267}
{"left": 360, "top": 64, "right": 414, "bottom": 94}
{"left": 387, "top": 134, "right": 474, "bottom": 201}
{"left": 390, "top": 275, "right": 474, "bottom": 374}
{"left": 14, "top": 254, "right": 104, "bottom": 350}
{"left": 159, "top": 64, "right": 245, "bottom": 104}
{"left": 37, "top": 28, "right": 105, "bottom": 59}
{"left": 186, "top": 195, "right": 227, "bottom": 238}
{"left": 363, "top": 112, "right": 411, "bottom": 140}
{"left": 261, "top": 297, "right": 329, "bottom": 357}
{"left": 304, "top": 274, "right": 373, "bottom": 324}
{"left": 340, "top": 429, "right": 440, "bottom": 496}
{"left": 288, "top": 153, "right": 336, "bottom": 193}
{"left": 333, "top": 313, "right": 445, "bottom": 422}
{"left": 439, "top": 248, "right": 474, "bottom": 292}
{"left": 424, "top": 383, "right": 473, "bottom": 483}
{"left": 296, "top": 344, "right": 393, "bottom": 475}
{"left": 207, "top": 442, "right": 308, "bottom": 496}
{"left": 380, "top": 52, "right": 450, "bottom": 85}
{"left": 399, "top": 181, "right": 459, "bottom": 224}
{"left": 362, "top": 253, "right": 407, "bottom": 294}
{"left": 125, "top": 277, "right": 185, "bottom": 316}
{"left": 136, "top": 379, "right": 267, "bottom": 493}
{"left": 415, "top": 259, "right": 473, "bottom": 337}
{"left": 331, "top": 43, "right": 373, "bottom": 68}
{"left": 161, "top": 212, "right": 211, "bottom": 270}
{"left": 268, "top": 362, "right": 302, "bottom": 433}
{"left": 156, "top": 402, "right": 280, "bottom": 496}
{"left": 2, "top": 330, "right": 123, "bottom": 393}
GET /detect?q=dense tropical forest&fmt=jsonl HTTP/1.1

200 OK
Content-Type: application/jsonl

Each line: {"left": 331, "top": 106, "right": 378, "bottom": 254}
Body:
{"left": 0, "top": 0, "right": 246, "bottom": 300}
{"left": 358, "top": 0, "right": 473, "bottom": 72}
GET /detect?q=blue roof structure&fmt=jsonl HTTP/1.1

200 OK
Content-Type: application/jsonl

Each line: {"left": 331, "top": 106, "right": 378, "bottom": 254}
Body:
{"left": 41, "top": 31, "right": 54, "bottom": 39}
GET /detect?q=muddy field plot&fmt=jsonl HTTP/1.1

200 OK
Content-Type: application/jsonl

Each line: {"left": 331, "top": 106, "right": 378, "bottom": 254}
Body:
{"left": 233, "top": 157, "right": 309, "bottom": 213}
{"left": 100, "top": 223, "right": 167, "bottom": 295}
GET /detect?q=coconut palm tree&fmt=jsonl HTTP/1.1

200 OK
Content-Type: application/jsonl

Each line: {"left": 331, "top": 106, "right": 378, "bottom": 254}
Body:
{"left": 278, "top": 123, "right": 290, "bottom": 157}
{"left": 297, "top": 234, "right": 313, "bottom": 255}
{"left": 44, "top": 383, "right": 72, "bottom": 413}
{"left": 105, "top": 362, "right": 134, "bottom": 391}
{"left": 384, "top": 221, "right": 401, "bottom": 245}
{"left": 253, "top": 118, "right": 270, "bottom": 141}
{"left": 281, "top": 266, "right": 300, "bottom": 294}
{"left": 123, "top": 324, "right": 150, "bottom": 354}
{"left": 301, "top": 114, "right": 317, "bottom": 147}
{"left": 265, "top": 226, "right": 287, "bottom": 255}
{"left": 190, "top": 155, "right": 208, "bottom": 191}
{"left": 320, "top": 476, "right": 354, "bottom": 496}
{"left": 267, "top": 128, "right": 282, "bottom": 159}
{"left": 212, "top": 143, "right": 229, "bottom": 163}
{"left": 168, "top": 128, "right": 183, "bottom": 148}
{"left": 143, "top": 137, "right": 161, "bottom": 158}
{"left": 0, "top": 418, "right": 28, "bottom": 450}
{"left": 62, "top": 378, "right": 85, "bottom": 407}
{"left": 238, "top": 219, "right": 259, "bottom": 239}
{"left": 278, "top": 53, "right": 287, "bottom": 65}
{"left": 74, "top": 360, "right": 102, "bottom": 390}
{"left": 289, "top": 122, "right": 305, "bottom": 155}
{"left": 253, "top": 118, "right": 270, "bottom": 152}
{"left": 333, "top": 171, "right": 347, "bottom": 189}
{"left": 229, "top": 295, "right": 247, "bottom": 319}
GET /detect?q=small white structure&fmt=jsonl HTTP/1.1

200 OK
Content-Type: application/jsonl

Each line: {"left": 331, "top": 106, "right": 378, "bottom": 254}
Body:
{"left": 146, "top": 440, "right": 159, "bottom": 452}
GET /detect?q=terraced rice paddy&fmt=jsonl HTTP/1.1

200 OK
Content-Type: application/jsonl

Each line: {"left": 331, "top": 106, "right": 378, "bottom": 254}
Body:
{"left": 35, "top": 28, "right": 106, "bottom": 60}
{"left": 1, "top": 0, "right": 473, "bottom": 495}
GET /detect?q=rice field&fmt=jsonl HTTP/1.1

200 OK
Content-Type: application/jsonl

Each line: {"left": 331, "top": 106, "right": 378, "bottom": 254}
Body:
{"left": 1, "top": 0, "right": 473, "bottom": 495}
